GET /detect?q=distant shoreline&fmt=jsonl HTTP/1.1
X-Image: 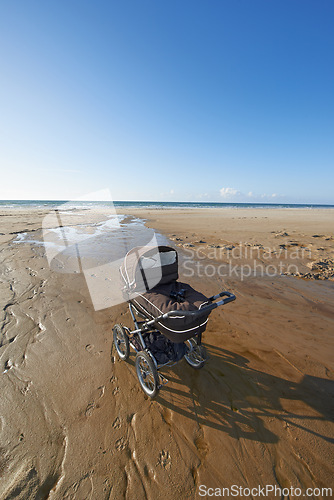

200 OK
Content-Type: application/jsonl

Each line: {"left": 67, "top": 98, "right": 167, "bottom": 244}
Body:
{"left": 1, "top": 200, "right": 334, "bottom": 210}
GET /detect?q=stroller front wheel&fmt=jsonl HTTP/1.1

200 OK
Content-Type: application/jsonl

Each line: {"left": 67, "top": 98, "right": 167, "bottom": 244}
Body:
{"left": 113, "top": 324, "right": 130, "bottom": 361}
{"left": 184, "top": 338, "right": 207, "bottom": 369}
{"left": 135, "top": 351, "right": 159, "bottom": 398}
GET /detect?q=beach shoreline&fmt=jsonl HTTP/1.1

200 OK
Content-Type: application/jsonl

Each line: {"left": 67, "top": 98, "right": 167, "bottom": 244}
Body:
{"left": 0, "top": 207, "right": 333, "bottom": 498}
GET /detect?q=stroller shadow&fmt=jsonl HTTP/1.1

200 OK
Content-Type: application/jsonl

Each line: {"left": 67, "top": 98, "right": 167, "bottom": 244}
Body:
{"left": 156, "top": 344, "right": 334, "bottom": 445}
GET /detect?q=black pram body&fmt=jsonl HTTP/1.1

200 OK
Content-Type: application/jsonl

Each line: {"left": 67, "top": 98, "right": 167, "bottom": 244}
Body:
{"left": 120, "top": 246, "right": 211, "bottom": 342}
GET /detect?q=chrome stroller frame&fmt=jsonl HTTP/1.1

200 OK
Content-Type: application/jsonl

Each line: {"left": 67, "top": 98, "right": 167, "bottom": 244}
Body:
{"left": 113, "top": 290, "right": 236, "bottom": 398}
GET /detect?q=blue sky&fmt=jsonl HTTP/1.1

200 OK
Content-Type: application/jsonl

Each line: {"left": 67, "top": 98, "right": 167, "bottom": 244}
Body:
{"left": 0, "top": 0, "right": 333, "bottom": 204}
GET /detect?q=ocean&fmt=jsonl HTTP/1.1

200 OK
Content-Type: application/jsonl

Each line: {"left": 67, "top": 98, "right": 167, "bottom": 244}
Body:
{"left": 1, "top": 200, "right": 334, "bottom": 210}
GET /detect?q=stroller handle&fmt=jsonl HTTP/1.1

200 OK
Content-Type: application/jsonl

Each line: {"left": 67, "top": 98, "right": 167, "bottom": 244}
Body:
{"left": 146, "top": 290, "right": 236, "bottom": 324}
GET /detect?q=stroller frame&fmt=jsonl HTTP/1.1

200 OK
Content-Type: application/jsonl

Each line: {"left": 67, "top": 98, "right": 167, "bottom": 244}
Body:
{"left": 113, "top": 290, "right": 236, "bottom": 398}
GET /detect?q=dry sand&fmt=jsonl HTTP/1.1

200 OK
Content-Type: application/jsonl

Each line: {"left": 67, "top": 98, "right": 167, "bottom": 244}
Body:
{"left": 0, "top": 207, "right": 333, "bottom": 499}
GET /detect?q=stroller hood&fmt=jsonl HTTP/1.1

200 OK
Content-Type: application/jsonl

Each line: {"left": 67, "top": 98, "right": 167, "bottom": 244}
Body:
{"left": 120, "top": 245, "right": 178, "bottom": 295}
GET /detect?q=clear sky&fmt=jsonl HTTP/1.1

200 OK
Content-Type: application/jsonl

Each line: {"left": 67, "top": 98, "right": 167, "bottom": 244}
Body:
{"left": 0, "top": 0, "right": 333, "bottom": 204}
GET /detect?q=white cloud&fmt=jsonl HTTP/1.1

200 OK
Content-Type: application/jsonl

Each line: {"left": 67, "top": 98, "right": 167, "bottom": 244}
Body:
{"left": 220, "top": 187, "right": 239, "bottom": 198}
{"left": 170, "top": 189, "right": 174, "bottom": 195}
{"left": 260, "top": 193, "right": 279, "bottom": 199}
{"left": 219, "top": 188, "right": 282, "bottom": 202}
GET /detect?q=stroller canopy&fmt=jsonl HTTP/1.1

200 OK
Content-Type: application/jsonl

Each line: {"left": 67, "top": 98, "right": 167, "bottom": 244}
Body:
{"left": 120, "top": 245, "right": 178, "bottom": 294}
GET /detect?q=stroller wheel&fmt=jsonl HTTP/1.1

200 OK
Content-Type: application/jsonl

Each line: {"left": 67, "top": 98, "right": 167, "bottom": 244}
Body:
{"left": 113, "top": 324, "right": 130, "bottom": 361}
{"left": 135, "top": 351, "right": 159, "bottom": 398}
{"left": 184, "top": 338, "right": 207, "bottom": 369}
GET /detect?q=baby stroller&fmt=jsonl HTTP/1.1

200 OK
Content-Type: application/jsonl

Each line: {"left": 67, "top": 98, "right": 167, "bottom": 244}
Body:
{"left": 113, "top": 245, "right": 236, "bottom": 397}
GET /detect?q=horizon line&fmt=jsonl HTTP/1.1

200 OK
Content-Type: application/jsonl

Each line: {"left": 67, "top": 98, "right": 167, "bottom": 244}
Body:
{"left": 1, "top": 199, "right": 334, "bottom": 207}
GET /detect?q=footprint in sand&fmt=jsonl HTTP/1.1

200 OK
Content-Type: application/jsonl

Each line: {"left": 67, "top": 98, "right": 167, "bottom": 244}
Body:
{"left": 115, "top": 437, "right": 127, "bottom": 451}
{"left": 85, "top": 403, "right": 96, "bottom": 417}
{"left": 112, "top": 387, "right": 119, "bottom": 396}
{"left": 64, "top": 475, "right": 93, "bottom": 499}
{"left": 157, "top": 450, "right": 171, "bottom": 470}
{"left": 85, "top": 344, "right": 102, "bottom": 356}
{"left": 112, "top": 417, "right": 121, "bottom": 429}
{"left": 85, "top": 385, "right": 105, "bottom": 417}
{"left": 95, "top": 386, "right": 105, "bottom": 398}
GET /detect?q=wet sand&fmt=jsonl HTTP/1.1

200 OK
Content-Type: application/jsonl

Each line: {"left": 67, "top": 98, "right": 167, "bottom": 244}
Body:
{"left": 0, "top": 207, "right": 333, "bottom": 499}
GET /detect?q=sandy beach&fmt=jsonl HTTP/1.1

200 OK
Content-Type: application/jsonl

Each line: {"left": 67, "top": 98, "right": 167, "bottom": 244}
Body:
{"left": 1, "top": 207, "right": 333, "bottom": 499}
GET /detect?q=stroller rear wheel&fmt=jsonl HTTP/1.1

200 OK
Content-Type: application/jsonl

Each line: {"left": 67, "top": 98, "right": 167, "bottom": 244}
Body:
{"left": 184, "top": 338, "right": 207, "bottom": 369}
{"left": 135, "top": 351, "right": 159, "bottom": 398}
{"left": 113, "top": 324, "right": 130, "bottom": 360}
